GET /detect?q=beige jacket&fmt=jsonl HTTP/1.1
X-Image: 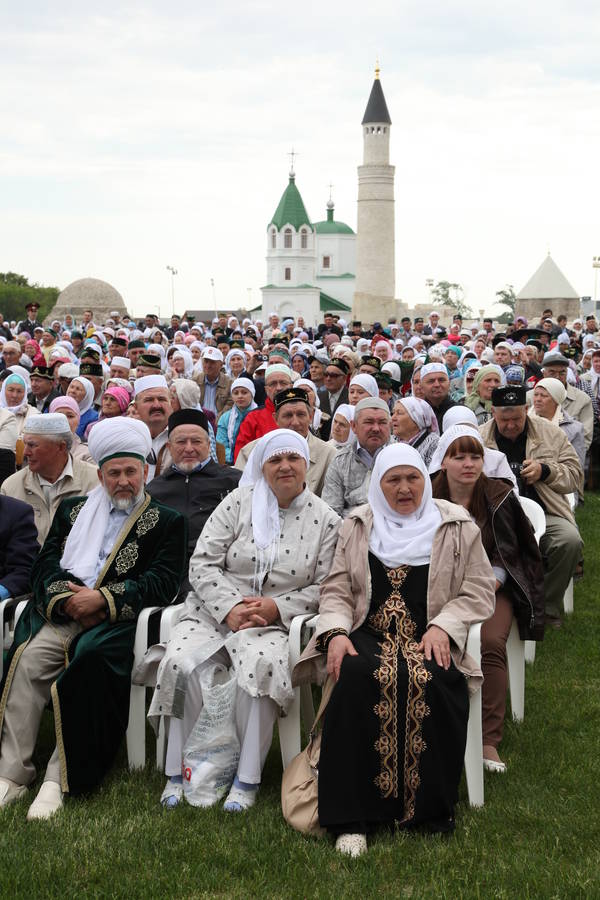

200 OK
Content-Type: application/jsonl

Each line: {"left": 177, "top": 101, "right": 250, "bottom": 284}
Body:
{"left": 528, "top": 383, "right": 594, "bottom": 451}
{"left": 293, "top": 499, "right": 495, "bottom": 694}
{"left": 1, "top": 455, "right": 99, "bottom": 544}
{"left": 193, "top": 371, "right": 233, "bottom": 416}
{"left": 234, "top": 430, "right": 337, "bottom": 497}
{"left": 480, "top": 415, "right": 582, "bottom": 523}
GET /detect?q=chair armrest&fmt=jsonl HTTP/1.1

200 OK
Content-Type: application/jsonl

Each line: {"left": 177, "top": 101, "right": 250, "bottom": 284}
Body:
{"left": 133, "top": 606, "right": 163, "bottom": 670}
{"left": 466, "top": 622, "right": 482, "bottom": 667}
{"left": 288, "top": 613, "right": 320, "bottom": 671}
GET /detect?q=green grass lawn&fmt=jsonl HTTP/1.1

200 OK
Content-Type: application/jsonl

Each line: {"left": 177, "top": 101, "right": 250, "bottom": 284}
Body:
{"left": 1, "top": 499, "right": 600, "bottom": 899}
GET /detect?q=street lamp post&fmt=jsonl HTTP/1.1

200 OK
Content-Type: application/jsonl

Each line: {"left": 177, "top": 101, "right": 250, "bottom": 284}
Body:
{"left": 166, "top": 266, "right": 178, "bottom": 316}
{"left": 593, "top": 257, "right": 600, "bottom": 303}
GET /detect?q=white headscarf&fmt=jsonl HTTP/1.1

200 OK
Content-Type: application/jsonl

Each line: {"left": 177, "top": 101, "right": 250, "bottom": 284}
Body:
{"left": 349, "top": 373, "right": 378, "bottom": 399}
{"left": 396, "top": 397, "right": 439, "bottom": 434}
{"left": 59, "top": 418, "right": 152, "bottom": 587}
{"left": 294, "top": 377, "right": 322, "bottom": 430}
{"left": 239, "top": 429, "right": 309, "bottom": 589}
{"left": 227, "top": 377, "right": 257, "bottom": 446}
{"left": 172, "top": 348, "right": 194, "bottom": 378}
{"left": 330, "top": 403, "right": 356, "bottom": 447}
{"left": 0, "top": 373, "right": 29, "bottom": 415}
{"left": 428, "top": 425, "right": 485, "bottom": 475}
{"left": 69, "top": 376, "right": 95, "bottom": 415}
{"left": 368, "top": 443, "right": 442, "bottom": 568}
{"left": 528, "top": 377, "right": 566, "bottom": 425}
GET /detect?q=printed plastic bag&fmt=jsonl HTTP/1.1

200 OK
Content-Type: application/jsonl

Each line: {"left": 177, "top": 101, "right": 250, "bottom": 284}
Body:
{"left": 182, "top": 663, "right": 240, "bottom": 807}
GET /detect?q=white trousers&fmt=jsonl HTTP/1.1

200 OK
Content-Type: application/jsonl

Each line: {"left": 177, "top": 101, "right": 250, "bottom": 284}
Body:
{"left": 164, "top": 653, "right": 278, "bottom": 785}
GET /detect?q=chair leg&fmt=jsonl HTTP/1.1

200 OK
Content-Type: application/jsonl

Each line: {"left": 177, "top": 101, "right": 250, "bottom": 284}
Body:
{"left": 563, "top": 579, "right": 574, "bottom": 615}
{"left": 524, "top": 641, "right": 536, "bottom": 665}
{"left": 127, "top": 685, "right": 147, "bottom": 770}
{"left": 465, "top": 687, "right": 484, "bottom": 807}
{"left": 506, "top": 618, "right": 525, "bottom": 723}
{"left": 278, "top": 688, "right": 302, "bottom": 770}
{"left": 300, "top": 683, "right": 315, "bottom": 734}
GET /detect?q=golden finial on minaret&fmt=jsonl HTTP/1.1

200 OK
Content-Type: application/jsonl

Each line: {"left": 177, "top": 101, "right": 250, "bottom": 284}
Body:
{"left": 375, "top": 59, "right": 380, "bottom": 80}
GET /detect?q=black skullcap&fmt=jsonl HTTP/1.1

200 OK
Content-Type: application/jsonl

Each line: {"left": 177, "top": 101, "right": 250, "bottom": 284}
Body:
{"left": 360, "top": 355, "right": 381, "bottom": 371}
{"left": 168, "top": 408, "right": 209, "bottom": 435}
{"left": 137, "top": 354, "right": 162, "bottom": 369}
{"left": 31, "top": 365, "right": 53, "bottom": 380}
{"left": 128, "top": 339, "right": 146, "bottom": 350}
{"left": 111, "top": 336, "right": 127, "bottom": 347}
{"left": 491, "top": 386, "right": 526, "bottom": 407}
{"left": 79, "top": 363, "right": 103, "bottom": 378}
{"left": 70, "top": 330, "right": 83, "bottom": 339}
{"left": 273, "top": 387, "right": 310, "bottom": 411}
{"left": 326, "top": 357, "right": 350, "bottom": 375}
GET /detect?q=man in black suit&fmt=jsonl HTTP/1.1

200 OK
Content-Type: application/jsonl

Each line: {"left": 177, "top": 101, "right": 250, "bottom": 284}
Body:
{"left": 147, "top": 409, "right": 241, "bottom": 597}
{"left": 28, "top": 366, "right": 61, "bottom": 413}
{"left": 0, "top": 496, "right": 39, "bottom": 601}
{"left": 317, "top": 357, "right": 349, "bottom": 441}
{"left": 17, "top": 303, "right": 43, "bottom": 338}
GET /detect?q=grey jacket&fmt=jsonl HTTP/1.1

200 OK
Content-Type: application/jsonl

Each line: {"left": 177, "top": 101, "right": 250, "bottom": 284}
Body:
{"left": 321, "top": 441, "right": 391, "bottom": 517}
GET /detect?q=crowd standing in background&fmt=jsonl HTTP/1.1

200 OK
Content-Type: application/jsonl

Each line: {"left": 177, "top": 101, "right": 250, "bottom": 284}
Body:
{"left": 0, "top": 301, "right": 591, "bottom": 854}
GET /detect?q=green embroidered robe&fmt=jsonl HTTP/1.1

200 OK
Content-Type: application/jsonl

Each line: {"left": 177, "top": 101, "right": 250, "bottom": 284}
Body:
{"left": 0, "top": 493, "right": 187, "bottom": 795}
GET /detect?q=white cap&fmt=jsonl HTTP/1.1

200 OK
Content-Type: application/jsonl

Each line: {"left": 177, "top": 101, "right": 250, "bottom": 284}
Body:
{"left": 133, "top": 374, "right": 169, "bottom": 396}
{"left": 202, "top": 347, "right": 224, "bottom": 362}
{"left": 24, "top": 413, "right": 71, "bottom": 435}
{"left": 110, "top": 356, "right": 131, "bottom": 369}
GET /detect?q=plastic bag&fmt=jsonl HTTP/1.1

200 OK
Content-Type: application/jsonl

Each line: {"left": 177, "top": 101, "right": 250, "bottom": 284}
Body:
{"left": 182, "top": 663, "right": 240, "bottom": 807}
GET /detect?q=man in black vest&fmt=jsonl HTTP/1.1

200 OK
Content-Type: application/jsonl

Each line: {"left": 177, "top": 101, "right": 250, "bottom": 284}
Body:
{"left": 317, "top": 357, "right": 349, "bottom": 441}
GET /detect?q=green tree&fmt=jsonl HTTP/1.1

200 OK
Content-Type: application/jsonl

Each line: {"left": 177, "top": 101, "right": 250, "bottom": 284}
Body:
{"left": 0, "top": 273, "right": 60, "bottom": 323}
{"left": 430, "top": 280, "right": 472, "bottom": 316}
{"left": 495, "top": 284, "right": 516, "bottom": 324}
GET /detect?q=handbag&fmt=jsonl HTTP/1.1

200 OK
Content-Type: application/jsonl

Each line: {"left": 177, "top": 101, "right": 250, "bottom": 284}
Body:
{"left": 281, "top": 677, "right": 335, "bottom": 836}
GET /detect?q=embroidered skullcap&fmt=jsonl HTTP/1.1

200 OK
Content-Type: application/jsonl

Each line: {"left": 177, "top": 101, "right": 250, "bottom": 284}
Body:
{"left": 88, "top": 416, "right": 152, "bottom": 468}
{"left": 354, "top": 397, "right": 390, "bottom": 417}
{"left": 420, "top": 363, "right": 448, "bottom": 380}
{"left": 273, "top": 387, "right": 310, "bottom": 411}
{"left": 264, "top": 364, "right": 292, "bottom": 380}
{"left": 133, "top": 374, "right": 169, "bottom": 396}
{"left": 57, "top": 363, "right": 79, "bottom": 380}
{"left": 24, "top": 413, "right": 71, "bottom": 436}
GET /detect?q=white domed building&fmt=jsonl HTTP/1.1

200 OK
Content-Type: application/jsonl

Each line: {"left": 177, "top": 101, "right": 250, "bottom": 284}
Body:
{"left": 46, "top": 277, "right": 128, "bottom": 326}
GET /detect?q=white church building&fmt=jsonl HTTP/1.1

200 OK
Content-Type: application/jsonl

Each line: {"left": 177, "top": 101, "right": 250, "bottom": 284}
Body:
{"left": 259, "top": 174, "right": 356, "bottom": 323}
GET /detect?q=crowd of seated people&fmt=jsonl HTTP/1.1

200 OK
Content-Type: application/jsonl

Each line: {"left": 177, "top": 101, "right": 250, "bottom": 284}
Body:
{"left": 0, "top": 303, "right": 591, "bottom": 853}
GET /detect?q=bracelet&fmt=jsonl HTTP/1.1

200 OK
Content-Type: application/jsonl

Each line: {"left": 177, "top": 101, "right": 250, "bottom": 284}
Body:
{"left": 315, "top": 628, "right": 348, "bottom": 652}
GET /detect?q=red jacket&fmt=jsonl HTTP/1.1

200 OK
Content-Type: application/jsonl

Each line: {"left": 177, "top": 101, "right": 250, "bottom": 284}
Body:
{"left": 234, "top": 398, "right": 277, "bottom": 460}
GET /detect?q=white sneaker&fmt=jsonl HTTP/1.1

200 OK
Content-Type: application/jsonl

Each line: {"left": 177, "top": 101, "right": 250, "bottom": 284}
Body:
{"left": 335, "top": 833, "right": 368, "bottom": 857}
{"left": 0, "top": 777, "right": 27, "bottom": 808}
{"left": 26, "top": 781, "right": 63, "bottom": 821}
{"left": 223, "top": 783, "right": 259, "bottom": 812}
{"left": 483, "top": 757, "right": 507, "bottom": 774}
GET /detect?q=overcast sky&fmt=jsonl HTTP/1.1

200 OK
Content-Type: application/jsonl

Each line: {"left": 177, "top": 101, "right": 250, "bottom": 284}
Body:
{"left": 1, "top": 1, "right": 599, "bottom": 319}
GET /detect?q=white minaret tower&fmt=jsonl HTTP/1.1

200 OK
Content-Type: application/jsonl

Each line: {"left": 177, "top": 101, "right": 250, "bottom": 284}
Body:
{"left": 353, "top": 64, "right": 396, "bottom": 323}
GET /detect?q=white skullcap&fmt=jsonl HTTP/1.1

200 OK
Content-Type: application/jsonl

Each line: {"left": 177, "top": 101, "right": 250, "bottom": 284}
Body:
{"left": 57, "top": 363, "right": 79, "bottom": 379}
{"left": 88, "top": 417, "right": 152, "bottom": 468}
{"left": 354, "top": 397, "right": 390, "bottom": 417}
{"left": 24, "top": 413, "right": 71, "bottom": 436}
{"left": 133, "top": 374, "right": 169, "bottom": 396}
{"left": 231, "top": 376, "right": 256, "bottom": 397}
{"left": 265, "top": 364, "right": 292, "bottom": 380}
{"left": 110, "top": 356, "right": 131, "bottom": 369}
{"left": 420, "top": 363, "right": 448, "bottom": 380}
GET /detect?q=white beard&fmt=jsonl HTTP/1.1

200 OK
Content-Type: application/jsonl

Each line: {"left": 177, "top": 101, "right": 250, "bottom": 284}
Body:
{"left": 110, "top": 488, "right": 145, "bottom": 512}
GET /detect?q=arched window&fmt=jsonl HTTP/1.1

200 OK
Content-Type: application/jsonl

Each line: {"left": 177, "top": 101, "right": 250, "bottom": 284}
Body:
{"left": 284, "top": 228, "right": 292, "bottom": 249}
{"left": 271, "top": 229, "right": 276, "bottom": 249}
{"left": 300, "top": 229, "right": 308, "bottom": 249}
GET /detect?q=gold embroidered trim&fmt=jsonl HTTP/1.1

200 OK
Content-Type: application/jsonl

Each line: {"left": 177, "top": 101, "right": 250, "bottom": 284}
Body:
{"left": 119, "top": 603, "right": 135, "bottom": 621}
{"left": 370, "top": 565, "right": 431, "bottom": 823}
{"left": 136, "top": 507, "right": 159, "bottom": 537}
{"left": 99, "top": 587, "right": 117, "bottom": 624}
{"left": 114, "top": 541, "right": 139, "bottom": 576}
{"left": 107, "top": 582, "right": 126, "bottom": 595}
{"left": 93, "top": 494, "right": 151, "bottom": 589}
{"left": 0, "top": 638, "right": 31, "bottom": 735}
{"left": 47, "top": 581, "right": 70, "bottom": 595}
{"left": 69, "top": 501, "right": 86, "bottom": 524}
{"left": 46, "top": 591, "right": 74, "bottom": 619}
{"left": 50, "top": 681, "right": 69, "bottom": 793}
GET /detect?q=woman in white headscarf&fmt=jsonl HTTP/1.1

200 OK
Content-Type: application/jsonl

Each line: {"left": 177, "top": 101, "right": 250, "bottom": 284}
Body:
{"left": 292, "top": 443, "right": 495, "bottom": 857}
{"left": 145, "top": 429, "right": 340, "bottom": 812}
{"left": 66, "top": 375, "right": 98, "bottom": 439}
{"left": 348, "top": 373, "right": 378, "bottom": 405}
{"left": 216, "top": 377, "right": 258, "bottom": 463}
{"left": 294, "top": 377, "right": 329, "bottom": 438}
{"left": 391, "top": 396, "right": 439, "bottom": 467}
{"left": 529, "top": 377, "right": 586, "bottom": 470}
{"left": 0, "top": 371, "right": 39, "bottom": 442}
{"left": 329, "top": 403, "right": 356, "bottom": 449}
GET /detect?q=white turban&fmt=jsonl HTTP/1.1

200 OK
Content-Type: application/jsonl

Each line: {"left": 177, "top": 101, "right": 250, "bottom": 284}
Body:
{"left": 133, "top": 374, "right": 169, "bottom": 396}
{"left": 60, "top": 418, "right": 153, "bottom": 588}
{"left": 239, "top": 429, "right": 309, "bottom": 590}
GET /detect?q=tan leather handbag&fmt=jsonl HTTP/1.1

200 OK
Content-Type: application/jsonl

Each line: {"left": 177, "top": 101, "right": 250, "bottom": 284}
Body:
{"left": 281, "top": 677, "right": 334, "bottom": 836}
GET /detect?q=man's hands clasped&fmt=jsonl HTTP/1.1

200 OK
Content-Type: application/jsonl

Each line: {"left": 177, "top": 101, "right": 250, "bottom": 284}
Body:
{"left": 63, "top": 582, "right": 108, "bottom": 630}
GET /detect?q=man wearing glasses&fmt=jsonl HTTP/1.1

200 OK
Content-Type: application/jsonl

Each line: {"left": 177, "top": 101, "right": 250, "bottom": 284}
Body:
{"left": 317, "top": 358, "right": 350, "bottom": 441}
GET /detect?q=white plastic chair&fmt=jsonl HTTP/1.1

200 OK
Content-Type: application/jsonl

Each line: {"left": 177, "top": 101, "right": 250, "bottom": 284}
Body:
{"left": 518, "top": 497, "right": 547, "bottom": 666}
{"left": 563, "top": 493, "right": 577, "bottom": 615}
{"left": 0, "top": 597, "right": 29, "bottom": 681}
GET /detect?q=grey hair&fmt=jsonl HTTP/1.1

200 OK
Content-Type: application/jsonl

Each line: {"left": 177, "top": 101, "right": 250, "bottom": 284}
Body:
{"left": 41, "top": 431, "right": 74, "bottom": 451}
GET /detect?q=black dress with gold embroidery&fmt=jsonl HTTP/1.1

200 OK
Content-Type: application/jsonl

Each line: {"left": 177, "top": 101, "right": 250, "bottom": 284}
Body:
{"left": 318, "top": 553, "right": 469, "bottom": 834}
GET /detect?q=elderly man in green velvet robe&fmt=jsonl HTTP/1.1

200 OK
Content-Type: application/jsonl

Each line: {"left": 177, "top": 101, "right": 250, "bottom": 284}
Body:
{"left": 0, "top": 417, "right": 187, "bottom": 820}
